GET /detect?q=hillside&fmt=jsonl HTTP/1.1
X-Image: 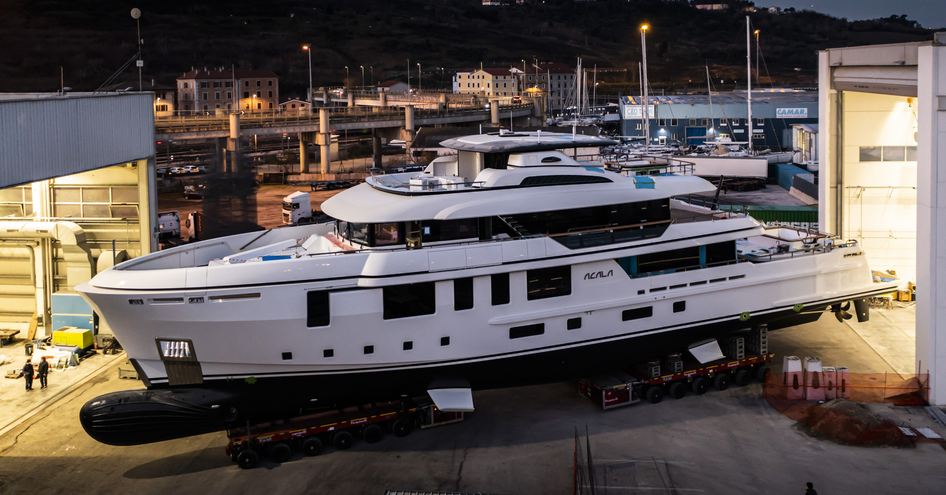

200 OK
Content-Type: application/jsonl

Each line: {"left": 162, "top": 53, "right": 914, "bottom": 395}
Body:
{"left": 0, "top": 0, "right": 932, "bottom": 97}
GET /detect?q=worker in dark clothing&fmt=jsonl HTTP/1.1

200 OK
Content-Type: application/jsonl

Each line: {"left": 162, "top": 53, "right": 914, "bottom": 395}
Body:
{"left": 22, "top": 359, "right": 34, "bottom": 391}
{"left": 805, "top": 481, "right": 818, "bottom": 495}
{"left": 37, "top": 357, "right": 49, "bottom": 389}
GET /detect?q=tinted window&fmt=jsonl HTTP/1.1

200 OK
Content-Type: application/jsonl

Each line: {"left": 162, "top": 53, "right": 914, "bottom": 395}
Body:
{"left": 567, "top": 317, "right": 582, "bottom": 330}
{"left": 422, "top": 219, "right": 478, "bottom": 242}
{"left": 306, "top": 291, "right": 330, "bottom": 327}
{"left": 623, "top": 306, "right": 653, "bottom": 321}
{"left": 705, "top": 241, "right": 736, "bottom": 266}
{"left": 374, "top": 223, "right": 402, "bottom": 246}
{"left": 491, "top": 273, "right": 510, "bottom": 305}
{"left": 859, "top": 146, "right": 882, "bottom": 162}
{"left": 383, "top": 282, "right": 436, "bottom": 319}
{"left": 527, "top": 266, "right": 571, "bottom": 300}
{"left": 882, "top": 146, "right": 905, "bottom": 161}
{"left": 637, "top": 247, "right": 701, "bottom": 275}
{"left": 454, "top": 278, "right": 474, "bottom": 311}
{"left": 510, "top": 323, "right": 544, "bottom": 339}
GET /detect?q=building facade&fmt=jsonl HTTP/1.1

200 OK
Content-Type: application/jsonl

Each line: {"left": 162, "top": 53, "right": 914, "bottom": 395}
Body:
{"left": 522, "top": 62, "right": 577, "bottom": 112}
{"left": 453, "top": 68, "right": 520, "bottom": 97}
{"left": 176, "top": 68, "right": 279, "bottom": 113}
{"left": 151, "top": 86, "right": 176, "bottom": 118}
{"left": 279, "top": 98, "right": 312, "bottom": 114}
{"left": 0, "top": 92, "right": 156, "bottom": 338}
{"left": 620, "top": 90, "right": 817, "bottom": 149}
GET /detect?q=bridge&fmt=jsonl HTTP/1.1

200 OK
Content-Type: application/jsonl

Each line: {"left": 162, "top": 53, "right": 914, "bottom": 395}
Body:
{"left": 155, "top": 103, "right": 537, "bottom": 175}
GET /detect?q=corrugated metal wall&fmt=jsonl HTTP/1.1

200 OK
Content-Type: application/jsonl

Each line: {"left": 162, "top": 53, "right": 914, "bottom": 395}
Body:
{"left": 0, "top": 93, "right": 154, "bottom": 188}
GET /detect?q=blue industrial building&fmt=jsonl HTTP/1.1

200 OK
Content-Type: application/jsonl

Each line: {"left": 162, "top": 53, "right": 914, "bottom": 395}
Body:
{"left": 620, "top": 90, "right": 817, "bottom": 149}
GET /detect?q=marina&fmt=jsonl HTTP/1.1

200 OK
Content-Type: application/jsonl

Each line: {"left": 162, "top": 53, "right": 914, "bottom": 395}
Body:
{"left": 0, "top": 2, "right": 945, "bottom": 493}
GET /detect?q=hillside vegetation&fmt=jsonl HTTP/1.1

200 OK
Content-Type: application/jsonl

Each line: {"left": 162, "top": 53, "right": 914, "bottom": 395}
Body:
{"left": 0, "top": 0, "right": 931, "bottom": 96}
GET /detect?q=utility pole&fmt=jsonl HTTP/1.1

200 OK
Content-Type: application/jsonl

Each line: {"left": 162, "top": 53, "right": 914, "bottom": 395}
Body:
{"left": 360, "top": 65, "right": 365, "bottom": 89}
{"left": 417, "top": 62, "right": 422, "bottom": 93}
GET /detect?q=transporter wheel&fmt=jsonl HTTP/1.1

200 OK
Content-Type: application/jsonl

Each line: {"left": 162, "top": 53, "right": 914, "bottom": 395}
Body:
{"left": 668, "top": 381, "right": 687, "bottom": 399}
{"left": 691, "top": 377, "right": 708, "bottom": 395}
{"left": 755, "top": 365, "right": 769, "bottom": 382}
{"left": 237, "top": 449, "right": 260, "bottom": 469}
{"left": 645, "top": 385, "right": 664, "bottom": 404}
{"left": 392, "top": 417, "right": 414, "bottom": 437}
{"left": 364, "top": 424, "right": 384, "bottom": 444}
{"left": 333, "top": 430, "right": 354, "bottom": 450}
{"left": 713, "top": 373, "right": 731, "bottom": 391}
{"left": 302, "top": 437, "right": 323, "bottom": 457}
{"left": 267, "top": 442, "right": 292, "bottom": 463}
{"left": 734, "top": 369, "right": 752, "bottom": 387}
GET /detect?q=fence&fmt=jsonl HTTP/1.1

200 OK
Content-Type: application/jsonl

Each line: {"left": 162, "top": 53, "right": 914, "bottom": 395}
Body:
{"left": 763, "top": 371, "right": 929, "bottom": 409}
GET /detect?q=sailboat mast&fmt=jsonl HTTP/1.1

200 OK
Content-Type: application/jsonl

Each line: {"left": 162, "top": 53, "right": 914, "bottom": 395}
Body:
{"left": 746, "top": 15, "right": 753, "bottom": 152}
{"left": 640, "top": 25, "right": 650, "bottom": 153}
{"left": 638, "top": 62, "right": 645, "bottom": 143}
{"left": 706, "top": 65, "right": 714, "bottom": 139}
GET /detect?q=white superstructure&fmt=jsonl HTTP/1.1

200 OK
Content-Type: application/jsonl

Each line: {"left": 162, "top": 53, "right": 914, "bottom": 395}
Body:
{"left": 78, "top": 131, "right": 895, "bottom": 402}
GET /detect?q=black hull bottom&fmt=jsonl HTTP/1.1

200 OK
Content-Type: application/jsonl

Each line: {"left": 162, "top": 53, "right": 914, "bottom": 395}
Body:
{"left": 81, "top": 307, "right": 825, "bottom": 445}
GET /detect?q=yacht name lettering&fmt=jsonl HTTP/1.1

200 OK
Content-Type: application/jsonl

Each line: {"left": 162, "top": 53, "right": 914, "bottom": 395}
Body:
{"left": 584, "top": 270, "right": 614, "bottom": 280}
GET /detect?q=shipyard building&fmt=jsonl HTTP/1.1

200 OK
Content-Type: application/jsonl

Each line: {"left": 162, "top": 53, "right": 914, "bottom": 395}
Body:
{"left": 620, "top": 89, "right": 817, "bottom": 149}
{"left": 0, "top": 92, "right": 156, "bottom": 341}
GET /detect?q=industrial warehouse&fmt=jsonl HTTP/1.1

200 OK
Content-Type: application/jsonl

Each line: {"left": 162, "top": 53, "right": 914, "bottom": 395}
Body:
{"left": 1, "top": 4, "right": 946, "bottom": 495}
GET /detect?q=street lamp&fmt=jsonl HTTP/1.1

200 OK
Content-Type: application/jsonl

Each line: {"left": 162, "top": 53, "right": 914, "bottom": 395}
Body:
{"left": 130, "top": 8, "right": 143, "bottom": 92}
{"left": 753, "top": 29, "right": 761, "bottom": 84}
{"left": 302, "top": 43, "right": 313, "bottom": 112}
{"left": 369, "top": 65, "right": 374, "bottom": 86}
{"left": 344, "top": 65, "right": 349, "bottom": 91}
{"left": 417, "top": 62, "right": 422, "bottom": 93}
{"left": 360, "top": 65, "right": 365, "bottom": 89}
{"left": 640, "top": 22, "right": 651, "bottom": 152}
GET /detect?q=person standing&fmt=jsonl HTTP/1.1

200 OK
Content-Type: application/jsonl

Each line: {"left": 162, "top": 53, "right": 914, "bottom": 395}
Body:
{"left": 805, "top": 482, "right": 818, "bottom": 495}
{"left": 22, "top": 359, "right": 34, "bottom": 391}
{"left": 37, "top": 357, "right": 49, "bottom": 389}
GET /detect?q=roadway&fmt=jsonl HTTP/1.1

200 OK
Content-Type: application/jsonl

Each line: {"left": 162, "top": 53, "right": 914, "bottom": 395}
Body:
{"left": 154, "top": 104, "right": 535, "bottom": 141}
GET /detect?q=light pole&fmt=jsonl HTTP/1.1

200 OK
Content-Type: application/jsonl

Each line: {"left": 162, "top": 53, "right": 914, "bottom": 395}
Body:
{"left": 344, "top": 65, "right": 349, "bottom": 91}
{"left": 369, "top": 65, "right": 374, "bottom": 86}
{"left": 417, "top": 62, "right": 422, "bottom": 93}
{"left": 753, "top": 29, "right": 760, "bottom": 84}
{"left": 130, "top": 8, "right": 143, "bottom": 92}
{"left": 302, "top": 44, "right": 313, "bottom": 111}
{"left": 521, "top": 58, "right": 526, "bottom": 93}
{"left": 407, "top": 58, "right": 410, "bottom": 92}
{"left": 360, "top": 65, "right": 365, "bottom": 89}
{"left": 640, "top": 22, "right": 651, "bottom": 152}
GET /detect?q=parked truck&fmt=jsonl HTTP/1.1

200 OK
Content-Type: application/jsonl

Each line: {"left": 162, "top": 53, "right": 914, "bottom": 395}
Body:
{"left": 157, "top": 211, "right": 181, "bottom": 241}
{"left": 282, "top": 191, "right": 313, "bottom": 225}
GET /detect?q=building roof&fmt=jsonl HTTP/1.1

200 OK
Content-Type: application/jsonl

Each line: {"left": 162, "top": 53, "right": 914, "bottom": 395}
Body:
{"left": 178, "top": 68, "right": 278, "bottom": 80}
{"left": 622, "top": 89, "right": 816, "bottom": 106}
{"left": 481, "top": 67, "right": 513, "bottom": 76}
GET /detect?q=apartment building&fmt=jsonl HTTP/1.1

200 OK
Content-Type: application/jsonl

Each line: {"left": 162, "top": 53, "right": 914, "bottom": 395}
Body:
{"left": 176, "top": 68, "right": 279, "bottom": 113}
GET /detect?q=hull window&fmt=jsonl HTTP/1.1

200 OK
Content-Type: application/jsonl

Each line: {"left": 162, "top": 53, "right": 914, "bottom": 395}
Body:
{"left": 673, "top": 301, "right": 686, "bottom": 313}
{"left": 440, "top": 336, "right": 451, "bottom": 346}
{"left": 567, "top": 317, "right": 582, "bottom": 330}
{"left": 526, "top": 266, "right": 572, "bottom": 300}
{"left": 306, "top": 291, "right": 330, "bottom": 327}
{"left": 383, "top": 282, "right": 436, "bottom": 319}
{"left": 323, "top": 349, "right": 334, "bottom": 358}
{"left": 510, "top": 323, "right": 544, "bottom": 339}
{"left": 622, "top": 306, "right": 653, "bottom": 321}
{"left": 403, "top": 341, "right": 413, "bottom": 351}
{"left": 364, "top": 345, "right": 374, "bottom": 355}
{"left": 454, "top": 278, "right": 474, "bottom": 311}
{"left": 491, "top": 273, "right": 510, "bottom": 306}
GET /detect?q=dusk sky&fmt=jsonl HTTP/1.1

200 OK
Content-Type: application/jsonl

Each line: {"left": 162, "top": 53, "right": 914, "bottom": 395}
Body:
{"left": 754, "top": 0, "right": 946, "bottom": 28}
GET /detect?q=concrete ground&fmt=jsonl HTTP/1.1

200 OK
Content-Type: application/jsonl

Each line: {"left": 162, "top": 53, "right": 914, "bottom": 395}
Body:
{"left": 693, "top": 184, "right": 808, "bottom": 207}
{"left": 1, "top": 311, "right": 944, "bottom": 495}
{"left": 845, "top": 302, "right": 917, "bottom": 376}
{"left": 0, "top": 342, "right": 123, "bottom": 436}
